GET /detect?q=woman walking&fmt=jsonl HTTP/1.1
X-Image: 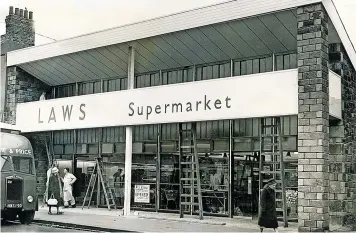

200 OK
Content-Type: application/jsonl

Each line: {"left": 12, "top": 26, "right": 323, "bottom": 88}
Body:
{"left": 258, "top": 178, "right": 278, "bottom": 233}
{"left": 47, "top": 167, "right": 63, "bottom": 215}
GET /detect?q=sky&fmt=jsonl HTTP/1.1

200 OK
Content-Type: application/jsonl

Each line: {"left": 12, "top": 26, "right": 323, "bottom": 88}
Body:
{"left": 0, "top": 0, "right": 355, "bottom": 47}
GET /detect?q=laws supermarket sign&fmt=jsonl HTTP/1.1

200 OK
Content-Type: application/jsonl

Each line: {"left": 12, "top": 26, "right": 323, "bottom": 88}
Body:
{"left": 16, "top": 69, "right": 298, "bottom": 132}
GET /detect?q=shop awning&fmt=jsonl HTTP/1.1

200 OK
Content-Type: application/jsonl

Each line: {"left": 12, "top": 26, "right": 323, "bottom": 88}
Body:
{"left": 5, "top": 0, "right": 354, "bottom": 86}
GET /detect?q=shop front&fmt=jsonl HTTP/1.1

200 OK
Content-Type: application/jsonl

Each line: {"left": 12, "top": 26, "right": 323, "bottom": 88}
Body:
{"left": 43, "top": 115, "right": 298, "bottom": 218}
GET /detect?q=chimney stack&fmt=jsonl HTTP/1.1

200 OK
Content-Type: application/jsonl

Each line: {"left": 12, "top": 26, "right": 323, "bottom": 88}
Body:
{"left": 24, "top": 9, "right": 28, "bottom": 19}
{"left": 2, "top": 6, "right": 35, "bottom": 53}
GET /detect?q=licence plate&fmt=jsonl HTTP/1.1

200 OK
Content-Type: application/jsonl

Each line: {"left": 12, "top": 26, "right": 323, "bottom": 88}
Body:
{"left": 7, "top": 203, "right": 22, "bottom": 208}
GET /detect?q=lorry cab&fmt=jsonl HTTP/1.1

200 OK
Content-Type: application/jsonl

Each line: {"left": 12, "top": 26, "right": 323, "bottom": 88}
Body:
{"left": 1, "top": 128, "right": 38, "bottom": 224}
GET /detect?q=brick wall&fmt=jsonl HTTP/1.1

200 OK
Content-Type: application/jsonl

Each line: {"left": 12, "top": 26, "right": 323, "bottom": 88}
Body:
{"left": 297, "top": 3, "right": 330, "bottom": 232}
{"left": 329, "top": 43, "right": 356, "bottom": 227}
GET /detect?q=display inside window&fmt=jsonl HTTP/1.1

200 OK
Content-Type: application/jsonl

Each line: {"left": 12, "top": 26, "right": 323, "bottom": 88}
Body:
{"left": 160, "top": 154, "right": 179, "bottom": 210}
{"left": 131, "top": 154, "right": 156, "bottom": 209}
{"left": 199, "top": 154, "right": 229, "bottom": 215}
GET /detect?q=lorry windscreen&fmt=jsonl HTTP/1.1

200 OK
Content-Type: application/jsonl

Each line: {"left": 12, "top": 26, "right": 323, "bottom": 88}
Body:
{"left": 1, "top": 155, "right": 12, "bottom": 172}
{"left": 1, "top": 156, "right": 34, "bottom": 174}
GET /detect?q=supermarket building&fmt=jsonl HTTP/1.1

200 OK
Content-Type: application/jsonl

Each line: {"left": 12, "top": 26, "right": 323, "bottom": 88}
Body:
{"left": 1, "top": 0, "right": 356, "bottom": 232}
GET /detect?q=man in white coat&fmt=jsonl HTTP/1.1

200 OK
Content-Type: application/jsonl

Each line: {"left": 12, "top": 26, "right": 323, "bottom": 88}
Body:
{"left": 62, "top": 168, "right": 77, "bottom": 208}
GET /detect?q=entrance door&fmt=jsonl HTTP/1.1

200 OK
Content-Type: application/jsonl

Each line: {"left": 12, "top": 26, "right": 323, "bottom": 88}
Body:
{"left": 233, "top": 153, "right": 259, "bottom": 217}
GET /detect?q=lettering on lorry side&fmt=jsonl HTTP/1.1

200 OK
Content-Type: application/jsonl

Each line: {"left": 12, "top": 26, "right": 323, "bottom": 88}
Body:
{"left": 0, "top": 148, "right": 32, "bottom": 155}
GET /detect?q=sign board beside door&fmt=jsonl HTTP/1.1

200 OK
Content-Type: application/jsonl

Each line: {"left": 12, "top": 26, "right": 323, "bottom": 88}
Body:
{"left": 134, "top": 185, "right": 150, "bottom": 203}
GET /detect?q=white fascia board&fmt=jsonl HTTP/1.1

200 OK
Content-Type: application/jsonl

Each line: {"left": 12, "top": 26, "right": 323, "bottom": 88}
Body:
{"left": 7, "top": 0, "right": 321, "bottom": 66}
{"left": 323, "top": 0, "right": 356, "bottom": 70}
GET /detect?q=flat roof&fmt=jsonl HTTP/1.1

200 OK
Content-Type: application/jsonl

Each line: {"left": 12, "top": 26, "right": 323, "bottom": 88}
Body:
{"left": 5, "top": 0, "right": 356, "bottom": 85}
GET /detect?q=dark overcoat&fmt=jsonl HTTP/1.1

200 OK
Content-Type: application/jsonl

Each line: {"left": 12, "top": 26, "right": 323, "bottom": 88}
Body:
{"left": 47, "top": 175, "right": 63, "bottom": 206}
{"left": 258, "top": 186, "right": 278, "bottom": 229}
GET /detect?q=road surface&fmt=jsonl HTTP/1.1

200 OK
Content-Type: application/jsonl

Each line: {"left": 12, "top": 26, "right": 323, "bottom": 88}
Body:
{"left": 1, "top": 221, "right": 87, "bottom": 232}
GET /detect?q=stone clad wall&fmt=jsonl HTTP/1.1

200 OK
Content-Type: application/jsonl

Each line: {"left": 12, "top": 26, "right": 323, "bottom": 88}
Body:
{"left": 23, "top": 133, "right": 49, "bottom": 198}
{"left": 2, "top": 6, "right": 49, "bottom": 201}
{"left": 328, "top": 43, "right": 356, "bottom": 227}
{"left": 4, "top": 66, "right": 49, "bottom": 124}
{"left": 4, "top": 66, "right": 50, "bottom": 199}
{"left": 1, "top": 7, "right": 34, "bottom": 54}
{"left": 297, "top": 3, "right": 330, "bottom": 232}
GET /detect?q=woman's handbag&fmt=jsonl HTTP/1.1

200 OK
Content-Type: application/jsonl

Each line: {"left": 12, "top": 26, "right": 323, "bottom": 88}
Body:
{"left": 47, "top": 194, "right": 58, "bottom": 206}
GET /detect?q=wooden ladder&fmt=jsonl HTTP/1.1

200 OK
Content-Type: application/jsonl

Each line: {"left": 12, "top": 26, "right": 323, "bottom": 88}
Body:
{"left": 179, "top": 123, "right": 203, "bottom": 220}
{"left": 38, "top": 133, "right": 55, "bottom": 166}
{"left": 81, "top": 158, "right": 117, "bottom": 210}
{"left": 259, "top": 117, "right": 288, "bottom": 227}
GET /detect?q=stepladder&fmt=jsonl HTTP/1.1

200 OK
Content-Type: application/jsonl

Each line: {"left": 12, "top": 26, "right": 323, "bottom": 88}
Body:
{"left": 179, "top": 123, "right": 204, "bottom": 220}
{"left": 259, "top": 117, "right": 288, "bottom": 227}
{"left": 81, "top": 158, "right": 117, "bottom": 210}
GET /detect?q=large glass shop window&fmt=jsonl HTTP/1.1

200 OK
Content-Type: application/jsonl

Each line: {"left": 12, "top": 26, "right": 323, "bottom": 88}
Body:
{"left": 200, "top": 154, "right": 229, "bottom": 215}
{"left": 159, "top": 123, "right": 179, "bottom": 211}
{"left": 160, "top": 153, "right": 180, "bottom": 210}
{"left": 100, "top": 127, "right": 126, "bottom": 207}
{"left": 196, "top": 121, "right": 230, "bottom": 216}
{"left": 131, "top": 125, "right": 158, "bottom": 209}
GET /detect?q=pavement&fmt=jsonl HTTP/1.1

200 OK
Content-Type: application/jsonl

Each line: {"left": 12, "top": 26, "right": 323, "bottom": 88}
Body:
{"left": 1, "top": 221, "right": 85, "bottom": 232}
{"left": 33, "top": 206, "right": 299, "bottom": 232}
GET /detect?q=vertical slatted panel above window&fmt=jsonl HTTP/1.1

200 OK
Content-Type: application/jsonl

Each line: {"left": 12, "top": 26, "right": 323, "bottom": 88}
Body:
{"left": 253, "top": 59, "right": 260, "bottom": 74}
{"left": 196, "top": 120, "right": 230, "bottom": 139}
{"left": 103, "top": 77, "right": 127, "bottom": 92}
{"left": 162, "top": 67, "right": 193, "bottom": 85}
{"left": 102, "top": 127, "right": 125, "bottom": 143}
{"left": 161, "top": 123, "right": 178, "bottom": 140}
{"left": 275, "top": 53, "right": 297, "bottom": 71}
{"left": 76, "top": 128, "right": 100, "bottom": 144}
{"left": 135, "top": 72, "right": 160, "bottom": 88}
{"left": 53, "top": 130, "right": 74, "bottom": 144}
{"left": 276, "top": 54, "right": 284, "bottom": 71}
{"left": 266, "top": 56, "right": 273, "bottom": 72}
{"left": 233, "top": 118, "right": 256, "bottom": 137}
{"left": 196, "top": 62, "right": 231, "bottom": 81}
{"left": 233, "top": 61, "right": 241, "bottom": 76}
{"left": 55, "top": 84, "right": 76, "bottom": 98}
{"left": 133, "top": 125, "right": 158, "bottom": 142}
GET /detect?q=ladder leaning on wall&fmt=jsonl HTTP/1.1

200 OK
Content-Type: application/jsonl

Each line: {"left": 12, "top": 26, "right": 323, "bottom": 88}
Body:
{"left": 38, "top": 133, "right": 55, "bottom": 166}
{"left": 259, "top": 117, "right": 288, "bottom": 227}
{"left": 178, "top": 123, "right": 204, "bottom": 220}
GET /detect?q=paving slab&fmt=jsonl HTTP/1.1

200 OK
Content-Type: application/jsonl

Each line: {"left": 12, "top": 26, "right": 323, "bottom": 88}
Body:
{"left": 34, "top": 207, "right": 298, "bottom": 232}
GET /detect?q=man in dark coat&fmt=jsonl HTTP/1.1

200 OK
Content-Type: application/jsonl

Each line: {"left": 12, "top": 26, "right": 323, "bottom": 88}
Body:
{"left": 258, "top": 178, "right": 278, "bottom": 232}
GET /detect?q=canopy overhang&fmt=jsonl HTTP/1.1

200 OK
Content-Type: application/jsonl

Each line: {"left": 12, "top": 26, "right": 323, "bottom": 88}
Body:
{"left": 5, "top": 0, "right": 355, "bottom": 86}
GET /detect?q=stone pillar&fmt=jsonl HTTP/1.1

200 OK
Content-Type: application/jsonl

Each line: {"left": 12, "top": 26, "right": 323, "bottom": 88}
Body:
{"left": 329, "top": 43, "right": 356, "bottom": 227}
{"left": 297, "top": 3, "right": 330, "bottom": 232}
{"left": 4, "top": 67, "right": 49, "bottom": 198}
{"left": 4, "top": 66, "right": 49, "bottom": 124}
{"left": 24, "top": 132, "right": 49, "bottom": 199}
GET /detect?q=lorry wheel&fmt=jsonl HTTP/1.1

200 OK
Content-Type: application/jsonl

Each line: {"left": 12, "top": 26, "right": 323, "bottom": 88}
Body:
{"left": 19, "top": 211, "right": 35, "bottom": 224}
